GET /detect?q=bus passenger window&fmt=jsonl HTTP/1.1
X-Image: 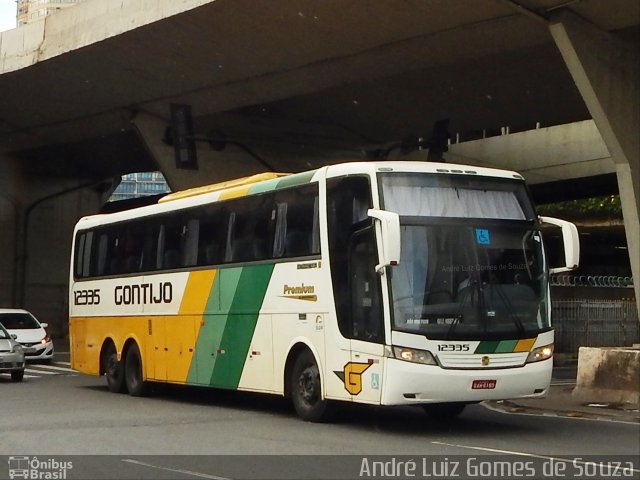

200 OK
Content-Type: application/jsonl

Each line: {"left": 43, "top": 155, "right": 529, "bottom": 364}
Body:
{"left": 272, "top": 184, "right": 319, "bottom": 259}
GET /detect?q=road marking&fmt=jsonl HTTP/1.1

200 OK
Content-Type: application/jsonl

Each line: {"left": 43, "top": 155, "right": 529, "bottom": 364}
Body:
{"left": 483, "top": 401, "right": 639, "bottom": 425}
{"left": 55, "top": 361, "right": 71, "bottom": 366}
{"left": 122, "top": 459, "right": 231, "bottom": 479}
{"left": 25, "top": 368, "right": 58, "bottom": 375}
{"left": 29, "top": 363, "right": 75, "bottom": 372}
{"left": 432, "top": 441, "right": 640, "bottom": 473}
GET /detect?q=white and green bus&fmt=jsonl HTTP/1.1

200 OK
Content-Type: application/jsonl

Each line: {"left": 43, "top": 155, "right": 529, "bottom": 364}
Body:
{"left": 69, "top": 161, "right": 579, "bottom": 421}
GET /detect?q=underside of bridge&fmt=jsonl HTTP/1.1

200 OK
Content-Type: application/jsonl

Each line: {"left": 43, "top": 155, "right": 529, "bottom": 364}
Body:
{"left": 0, "top": 0, "right": 638, "bottom": 333}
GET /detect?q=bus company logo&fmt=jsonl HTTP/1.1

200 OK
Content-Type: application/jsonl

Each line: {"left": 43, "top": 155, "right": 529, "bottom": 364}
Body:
{"left": 114, "top": 282, "right": 173, "bottom": 305}
{"left": 281, "top": 283, "right": 317, "bottom": 301}
{"left": 334, "top": 362, "right": 372, "bottom": 395}
{"left": 7, "top": 456, "right": 73, "bottom": 479}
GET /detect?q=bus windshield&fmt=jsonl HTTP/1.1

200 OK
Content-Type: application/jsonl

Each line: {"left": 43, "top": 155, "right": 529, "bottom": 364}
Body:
{"left": 380, "top": 173, "right": 549, "bottom": 340}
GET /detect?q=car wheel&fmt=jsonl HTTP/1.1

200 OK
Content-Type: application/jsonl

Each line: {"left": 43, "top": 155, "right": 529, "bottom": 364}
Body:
{"left": 124, "top": 343, "right": 149, "bottom": 397}
{"left": 11, "top": 369, "right": 24, "bottom": 382}
{"left": 422, "top": 402, "right": 466, "bottom": 419}
{"left": 290, "top": 350, "right": 332, "bottom": 422}
{"left": 103, "top": 344, "right": 126, "bottom": 393}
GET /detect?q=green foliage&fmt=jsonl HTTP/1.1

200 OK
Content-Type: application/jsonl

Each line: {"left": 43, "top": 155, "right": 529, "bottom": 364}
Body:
{"left": 537, "top": 195, "right": 622, "bottom": 219}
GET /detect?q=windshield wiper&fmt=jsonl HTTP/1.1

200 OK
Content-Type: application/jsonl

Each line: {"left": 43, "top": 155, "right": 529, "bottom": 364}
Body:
{"left": 492, "top": 283, "right": 526, "bottom": 335}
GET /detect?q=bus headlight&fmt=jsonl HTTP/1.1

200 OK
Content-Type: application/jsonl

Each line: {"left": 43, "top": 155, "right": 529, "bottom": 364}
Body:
{"left": 526, "top": 344, "right": 554, "bottom": 363}
{"left": 392, "top": 346, "right": 437, "bottom": 365}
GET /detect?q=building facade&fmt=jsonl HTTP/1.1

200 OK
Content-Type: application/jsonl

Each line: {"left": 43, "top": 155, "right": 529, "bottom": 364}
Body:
{"left": 109, "top": 172, "right": 171, "bottom": 202}
{"left": 17, "top": 0, "right": 85, "bottom": 26}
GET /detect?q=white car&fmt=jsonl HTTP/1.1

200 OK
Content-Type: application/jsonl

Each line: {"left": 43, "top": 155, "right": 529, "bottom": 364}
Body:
{"left": 0, "top": 323, "right": 25, "bottom": 381}
{"left": 0, "top": 309, "right": 54, "bottom": 362}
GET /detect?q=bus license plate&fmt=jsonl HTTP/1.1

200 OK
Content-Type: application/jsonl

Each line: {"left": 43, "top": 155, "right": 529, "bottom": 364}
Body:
{"left": 472, "top": 379, "right": 496, "bottom": 389}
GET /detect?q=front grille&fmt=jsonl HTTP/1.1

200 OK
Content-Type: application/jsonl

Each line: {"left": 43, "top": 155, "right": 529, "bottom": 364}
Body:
{"left": 437, "top": 352, "right": 528, "bottom": 369}
{"left": 0, "top": 361, "right": 24, "bottom": 368}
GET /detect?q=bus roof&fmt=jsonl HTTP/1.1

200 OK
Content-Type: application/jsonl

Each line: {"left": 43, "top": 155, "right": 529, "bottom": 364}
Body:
{"left": 75, "top": 161, "right": 526, "bottom": 230}
{"left": 159, "top": 172, "right": 291, "bottom": 203}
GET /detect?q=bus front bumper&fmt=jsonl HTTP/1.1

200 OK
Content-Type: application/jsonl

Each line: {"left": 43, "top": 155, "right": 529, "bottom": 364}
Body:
{"left": 381, "top": 357, "right": 552, "bottom": 405}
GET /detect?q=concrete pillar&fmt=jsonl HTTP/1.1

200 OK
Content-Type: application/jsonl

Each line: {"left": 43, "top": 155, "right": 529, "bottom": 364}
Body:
{"left": 550, "top": 10, "right": 640, "bottom": 315}
{"left": 0, "top": 155, "right": 110, "bottom": 338}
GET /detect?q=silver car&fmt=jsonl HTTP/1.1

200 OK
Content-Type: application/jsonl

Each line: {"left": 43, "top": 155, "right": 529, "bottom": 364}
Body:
{"left": 0, "top": 323, "right": 25, "bottom": 382}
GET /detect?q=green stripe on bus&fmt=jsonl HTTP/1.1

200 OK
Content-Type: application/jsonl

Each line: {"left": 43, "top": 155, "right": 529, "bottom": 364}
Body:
{"left": 209, "top": 264, "right": 274, "bottom": 388}
{"left": 474, "top": 341, "right": 499, "bottom": 354}
{"left": 275, "top": 170, "right": 316, "bottom": 189}
{"left": 249, "top": 178, "right": 281, "bottom": 194}
{"left": 495, "top": 340, "right": 518, "bottom": 353}
{"left": 187, "top": 268, "right": 244, "bottom": 384}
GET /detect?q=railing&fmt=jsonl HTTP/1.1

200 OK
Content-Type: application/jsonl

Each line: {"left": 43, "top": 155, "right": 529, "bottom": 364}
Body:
{"left": 553, "top": 299, "right": 639, "bottom": 354}
{"left": 551, "top": 275, "right": 634, "bottom": 288}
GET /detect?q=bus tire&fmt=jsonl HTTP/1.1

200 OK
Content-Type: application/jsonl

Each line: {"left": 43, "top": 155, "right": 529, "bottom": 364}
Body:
{"left": 103, "top": 343, "right": 126, "bottom": 393}
{"left": 422, "top": 402, "right": 466, "bottom": 419}
{"left": 290, "top": 350, "right": 332, "bottom": 422}
{"left": 124, "top": 343, "right": 149, "bottom": 397}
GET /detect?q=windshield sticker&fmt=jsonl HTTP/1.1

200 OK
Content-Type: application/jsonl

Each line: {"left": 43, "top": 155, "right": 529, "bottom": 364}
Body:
{"left": 475, "top": 228, "right": 491, "bottom": 245}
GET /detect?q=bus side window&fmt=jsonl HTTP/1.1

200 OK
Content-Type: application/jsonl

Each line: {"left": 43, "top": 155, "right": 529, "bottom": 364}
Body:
{"left": 327, "top": 176, "right": 383, "bottom": 343}
{"left": 197, "top": 203, "right": 226, "bottom": 266}
{"left": 272, "top": 184, "right": 319, "bottom": 259}
{"left": 226, "top": 195, "right": 273, "bottom": 263}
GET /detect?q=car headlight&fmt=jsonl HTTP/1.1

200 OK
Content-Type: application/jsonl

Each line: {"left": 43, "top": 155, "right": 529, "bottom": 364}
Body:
{"left": 526, "top": 344, "right": 554, "bottom": 363}
{"left": 392, "top": 346, "right": 437, "bottom": 365}
{"left": 11, "top": 344, "right": 24, "bottom": 354}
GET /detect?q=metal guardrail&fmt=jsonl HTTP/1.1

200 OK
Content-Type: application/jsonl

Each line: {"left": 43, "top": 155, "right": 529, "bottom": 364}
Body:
{"left": 551, "top": 275, "right": 635, "bottom": 288}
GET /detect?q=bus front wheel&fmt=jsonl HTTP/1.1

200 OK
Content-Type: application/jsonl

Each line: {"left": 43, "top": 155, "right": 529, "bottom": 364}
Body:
{"left": 103, "top": 343, "right": 126, "bottom": 393}
{"left": 124, "top": 343, "right": 149, "bottom": 397}
{"left": 290, "top": 350, "right": 332, "bottom": 422}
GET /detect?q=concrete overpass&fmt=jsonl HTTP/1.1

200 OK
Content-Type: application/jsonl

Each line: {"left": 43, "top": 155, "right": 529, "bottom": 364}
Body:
{"left": 0, "top": 0, "right": 638, "bottom": 334}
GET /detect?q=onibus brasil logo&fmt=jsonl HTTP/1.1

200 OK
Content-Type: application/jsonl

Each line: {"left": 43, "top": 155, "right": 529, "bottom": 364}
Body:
{"left": 7, "top": 456, "right": 72, "bottom": 480}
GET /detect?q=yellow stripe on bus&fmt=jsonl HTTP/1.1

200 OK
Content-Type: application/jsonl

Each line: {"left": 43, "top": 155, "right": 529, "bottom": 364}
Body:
{"left": 179, "top": 270, "right": 217, "bottom": 315}
{"left": 218, "top": 185, "right": 252, "bottom": 200}
{"left": 513, "top": 338, "right": 536, "bottom": 352}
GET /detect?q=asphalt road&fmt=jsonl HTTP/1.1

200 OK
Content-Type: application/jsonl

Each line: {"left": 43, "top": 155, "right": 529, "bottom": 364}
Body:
{"left": 1, "top": 352, "right": 638, "bottom": 480}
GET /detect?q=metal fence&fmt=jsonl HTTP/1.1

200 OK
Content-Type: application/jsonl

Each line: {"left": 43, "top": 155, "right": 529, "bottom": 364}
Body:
{"left": 550, "top": 275, "right": 634, "bottom": 288}
{"left": 552, "top": 299, "right": 639, "bottom": 354}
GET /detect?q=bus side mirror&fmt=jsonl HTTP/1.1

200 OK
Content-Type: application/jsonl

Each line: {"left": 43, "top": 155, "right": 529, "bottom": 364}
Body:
{"left": 539, "top": 216, "right": 580, "bottom": 274}
{"left": 368, "top": 209, "right": 401, "bottom": 274}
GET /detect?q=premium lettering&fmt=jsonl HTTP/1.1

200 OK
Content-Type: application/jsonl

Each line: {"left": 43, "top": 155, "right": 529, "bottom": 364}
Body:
{"left": 283, "top": 283, "right": 315, "bottom": 295}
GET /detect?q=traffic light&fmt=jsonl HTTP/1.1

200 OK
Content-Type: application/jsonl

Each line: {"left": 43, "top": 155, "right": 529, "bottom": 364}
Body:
{"left": 169, "top": 104, "right": 198, "bottom": 170}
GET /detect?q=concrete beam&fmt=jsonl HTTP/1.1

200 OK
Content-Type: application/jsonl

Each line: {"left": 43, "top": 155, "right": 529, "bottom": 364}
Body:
{"left": 446, "top": 120, "right": 614, "bottom": 185}
{"left": 550, "top": 10, "right": 640, "bottom": 312}
{"left": 131, "top": 111, "right": 359, "bottom": 190}
{"left": 131, "top": 112, "right": 282, "bottom": 191}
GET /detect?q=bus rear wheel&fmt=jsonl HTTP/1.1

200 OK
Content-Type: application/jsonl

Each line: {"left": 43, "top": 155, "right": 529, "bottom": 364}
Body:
{"left": 290, "top": 350, "right": 332, "bottom": 422}
{"left": 422, "top": 402, "right": 466, "bottom": 419}
{"left": 103, "top": 343, "right": 126, "bottom": 393}
{"left": 124, "top": 343, "right": 149, "bottom": 397}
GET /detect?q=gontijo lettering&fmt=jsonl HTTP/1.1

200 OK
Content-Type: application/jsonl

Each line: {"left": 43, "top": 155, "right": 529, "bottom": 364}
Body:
{"left": 114, "top": 282, "right": 173, "bottom": 305}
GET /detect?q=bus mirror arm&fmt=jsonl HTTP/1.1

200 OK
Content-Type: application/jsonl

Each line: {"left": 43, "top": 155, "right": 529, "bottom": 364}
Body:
{"left": 539, "top": 216, "right": 580, "bottom": 274}
{"left": 368, "top": 209, "right": 401, "bottom": 274}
